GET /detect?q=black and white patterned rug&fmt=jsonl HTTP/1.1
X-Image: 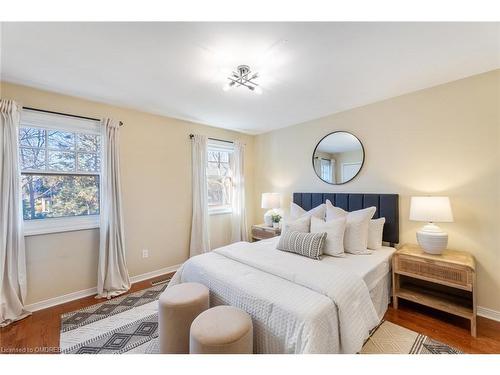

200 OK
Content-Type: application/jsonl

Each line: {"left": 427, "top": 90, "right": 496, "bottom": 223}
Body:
{"left": 360, "top": 320, "right": 463, "bottom": 354}
{"left": 60, "top": 280, "right": 463, "bottom": 354}
{"left": 60, "top": 281, "right": 169, "bottom": 354}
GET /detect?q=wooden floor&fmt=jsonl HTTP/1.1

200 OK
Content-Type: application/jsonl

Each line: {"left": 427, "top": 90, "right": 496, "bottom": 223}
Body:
{"left": 1, "top": 274, "right": 500, "bottom": 354}
{"left": 385, "top": 299, "right": 500, "bottom": 354}
{"left": 0, "top": 274, "right": 174, "bottom": 354}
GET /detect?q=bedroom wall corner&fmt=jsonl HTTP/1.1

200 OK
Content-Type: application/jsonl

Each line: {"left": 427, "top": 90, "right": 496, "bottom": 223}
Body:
{"left": 0, "top": 81, "right": 256, "bottom": 305}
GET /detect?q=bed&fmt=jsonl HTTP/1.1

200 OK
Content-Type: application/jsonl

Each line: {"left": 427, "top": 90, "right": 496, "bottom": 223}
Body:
{"left": 169, "top": 192, "right": 399, "bottom": 354}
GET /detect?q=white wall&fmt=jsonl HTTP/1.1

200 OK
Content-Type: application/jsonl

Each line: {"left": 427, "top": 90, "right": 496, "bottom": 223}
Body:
{"left": 254, "top": 70, "right": 500, "bottom": 312}
{"left": 1, "top": 81, "right": 255, "bottom": 305}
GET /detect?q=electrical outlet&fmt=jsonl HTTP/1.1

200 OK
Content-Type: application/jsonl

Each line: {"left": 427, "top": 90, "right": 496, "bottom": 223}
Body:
{"left": 142, "top": 249, "right": 149, "bottom": 258}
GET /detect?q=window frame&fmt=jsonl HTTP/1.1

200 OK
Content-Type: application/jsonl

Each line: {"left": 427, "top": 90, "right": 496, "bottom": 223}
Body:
{"left": 207, "top": 139, "right": 234, "bottom": 215}
{"left": 19, "top": 110, "right": 102, "bottom": 236}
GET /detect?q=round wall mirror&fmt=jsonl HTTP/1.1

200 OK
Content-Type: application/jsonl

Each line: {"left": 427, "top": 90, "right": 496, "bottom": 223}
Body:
{"left": 312, "top": 131, "right": 365, "bottom": 185}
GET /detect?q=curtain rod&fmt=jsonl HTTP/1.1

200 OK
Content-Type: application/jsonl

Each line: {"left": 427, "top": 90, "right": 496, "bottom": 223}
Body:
{"left": 189, "top": 133, "right": 233, "bottom": 144}
{"left": 22, "top": 106, "right": 124, "bottom": 126}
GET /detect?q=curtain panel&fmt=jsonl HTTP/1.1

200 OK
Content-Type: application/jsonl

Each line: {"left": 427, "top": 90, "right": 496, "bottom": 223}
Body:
{"left": 0, "top": 99, "right": 30, "bottom": 327}
{"left": 96, "top": 118, "right": 131, "bottom": 299}
{"left": 231, "top": 140, "right": 248, "bottom": 242}
{"left": 190, "top": 134, "right": 210, "bottom": 257}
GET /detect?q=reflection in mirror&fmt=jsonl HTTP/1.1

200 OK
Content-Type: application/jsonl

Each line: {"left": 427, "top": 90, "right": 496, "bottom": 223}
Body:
{"left": 312, "top": 131, "right": 364, "bottom": 184}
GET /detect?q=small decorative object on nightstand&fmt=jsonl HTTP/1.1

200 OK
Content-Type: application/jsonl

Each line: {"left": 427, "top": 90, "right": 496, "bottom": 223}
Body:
{"left": 271, "top": 213, "right": 282, "bottom": 229}
{"left": 409, "top": 196, "right": 454, "bottom": 254}
{"left": 261, "top": 193, "right": 281, "bottom": 227}
{"left": 392, "top": 243, "right": 476, "bottom": 336}
{"left": 251, "top": 224, "right": 281, "bottom": 242}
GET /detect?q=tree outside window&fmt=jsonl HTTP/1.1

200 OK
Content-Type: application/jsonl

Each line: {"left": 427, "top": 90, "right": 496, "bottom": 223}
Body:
{"left": 19, "top": 126, "right": 101, "bottom": 220}
{"left": 207, "top": 145, "right": 233, "bottom": 213}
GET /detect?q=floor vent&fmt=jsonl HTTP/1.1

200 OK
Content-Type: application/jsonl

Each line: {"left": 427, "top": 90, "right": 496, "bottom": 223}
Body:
{"left": 151, "top": 278, "right": 171, "bottom": 286}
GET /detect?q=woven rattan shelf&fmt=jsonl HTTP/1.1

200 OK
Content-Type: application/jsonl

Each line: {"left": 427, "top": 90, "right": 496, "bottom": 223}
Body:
{"left": 393, "top": 244, "right": 477, "bottom": 336}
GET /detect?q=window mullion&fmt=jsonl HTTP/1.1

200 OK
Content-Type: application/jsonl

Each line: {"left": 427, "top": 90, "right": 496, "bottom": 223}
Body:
{"left": 73, "top": 132, "right": 78, "bottom": 173}
{"left": 21, "top": 171, "right": 99, "bottom": 177}
{"left": 45, "top": 129, "right": 49, "bottom": 172}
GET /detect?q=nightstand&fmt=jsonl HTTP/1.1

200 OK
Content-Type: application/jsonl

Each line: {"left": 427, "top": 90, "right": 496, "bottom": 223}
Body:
{"left": 251, "top": 224, "right": 281, "bottom": 242}
{"left": 392, "top": 244, "right": 477, "bottom": 336}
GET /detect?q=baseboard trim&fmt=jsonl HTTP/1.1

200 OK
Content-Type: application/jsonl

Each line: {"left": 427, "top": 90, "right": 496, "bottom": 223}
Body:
{"left": 26, "top": 268, "right": 499, "bottom": 322}
{"left": 129, "top": 264, "right": 180, "bottom": 284}
{"left": 25, "top": 286, "right": 98, "bottom": 313}
{"left": 25, "top": 264, "right": 180, "bottom": 312}
{"left": 478, "top": 306, "right": 500, "bottom": 322}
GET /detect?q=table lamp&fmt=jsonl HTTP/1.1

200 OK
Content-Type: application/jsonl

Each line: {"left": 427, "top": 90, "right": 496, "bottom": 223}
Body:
{"left": 261, "top": 193, "right": 281, "bottom": 227}
{"left": 409, "top": 196, "right": 454, "bottom": 254}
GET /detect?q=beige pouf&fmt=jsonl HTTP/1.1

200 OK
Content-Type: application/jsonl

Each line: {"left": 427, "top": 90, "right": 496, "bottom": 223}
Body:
{"left": 158, "top": 282, "right": 209, "bottom": 354}
{"left": 189, "top": 305, "right": 253, "bottom": 354}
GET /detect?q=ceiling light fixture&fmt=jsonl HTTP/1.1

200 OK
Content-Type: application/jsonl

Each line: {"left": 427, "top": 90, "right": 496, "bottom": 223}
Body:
{"left": 223, "top": 65, "right": 262, "bottom": 94}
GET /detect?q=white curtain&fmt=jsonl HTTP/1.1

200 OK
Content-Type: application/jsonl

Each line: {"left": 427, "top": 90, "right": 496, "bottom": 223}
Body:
{"left": 96, "top": 118, "right": 131, "bottom": 299}
{"left": 190, "top": 134, "right": 210, "bottom": 257}
{"left": 330, "top": 159, "right": 336, "bottom": 184}
{"left": 0, "top": 99, "right": 30, "bottom": 327}
{"left": 230, "top": 141, "right": 248, "bottom": 242}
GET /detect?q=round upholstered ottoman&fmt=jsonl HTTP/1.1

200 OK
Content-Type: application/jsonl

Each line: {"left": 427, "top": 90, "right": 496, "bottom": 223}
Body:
{"left": 158, "top": 282, "right": 209, "bottom": 354}
{"left": 189, "top": 305, "right": 253, "bottom": 354}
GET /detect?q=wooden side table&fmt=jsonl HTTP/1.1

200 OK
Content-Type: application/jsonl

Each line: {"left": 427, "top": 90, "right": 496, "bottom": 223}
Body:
{"left": 392, "top": 244, "right": 477, "bottom": 336}
{"left": 251, "top": 224, "right": 281, "bottom": 242}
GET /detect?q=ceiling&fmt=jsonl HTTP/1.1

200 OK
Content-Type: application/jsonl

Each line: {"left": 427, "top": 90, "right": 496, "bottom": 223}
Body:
{"left": 317, "top": 132, "right": 362, "bottom": 153}
{"left": 1, "top": 22, "right": 499, "bottom": 134}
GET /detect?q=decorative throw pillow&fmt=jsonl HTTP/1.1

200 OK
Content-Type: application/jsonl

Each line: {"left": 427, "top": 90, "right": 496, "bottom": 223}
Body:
{"left": 282, "top": 215, "right": 311, "bottom": 233}
{"left": 276, "top": 230, "right": 327, "bottom": 260}
{"left": 289, "top": 202, "right": 326, "bottom": 221}
{"left": 310, "top": 216, "right": 346, "bottom": 257}
{"left": 368, "top": 217, "right": 386, "bottom": 250}
{"left": 325, "top": 200, "right": 376, "bottom": 254}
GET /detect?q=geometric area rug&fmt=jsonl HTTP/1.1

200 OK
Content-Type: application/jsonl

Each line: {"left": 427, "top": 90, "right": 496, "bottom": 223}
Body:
{"left": 60, "top": 279, "right": 462, "bottom": 354}
{"left": 360, "top": 320, "right": 463, "bottom": 354}
{"left": 60, "top": 280, "right": 170, "bottom": 354}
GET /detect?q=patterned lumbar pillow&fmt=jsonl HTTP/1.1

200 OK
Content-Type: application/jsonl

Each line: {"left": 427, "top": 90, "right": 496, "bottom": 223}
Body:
{"left": 276, "top": 230, "right": 327, "bottom": 260}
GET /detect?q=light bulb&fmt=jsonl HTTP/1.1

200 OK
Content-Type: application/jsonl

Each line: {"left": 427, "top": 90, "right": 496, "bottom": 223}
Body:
{"left": 254, "top": 86, "right": 263, "bottom": 95}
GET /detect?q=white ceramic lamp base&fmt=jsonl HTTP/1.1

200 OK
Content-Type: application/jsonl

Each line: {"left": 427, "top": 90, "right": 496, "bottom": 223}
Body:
{"left": 416, "top": 223, "right": 448, "bottom": 254}
{"left": 263, "top": 209, "right": 274, "bottom": 227}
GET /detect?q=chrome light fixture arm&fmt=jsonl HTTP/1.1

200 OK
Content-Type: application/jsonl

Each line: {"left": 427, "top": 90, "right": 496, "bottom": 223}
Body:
{"left": 223, "top": 65, "right": 262, "bottom": 93}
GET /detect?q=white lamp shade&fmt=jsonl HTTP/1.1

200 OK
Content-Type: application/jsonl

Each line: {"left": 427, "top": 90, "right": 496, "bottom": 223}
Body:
{"left": 261, "top": 193, "right": 281, "bottom": 209}
{"left": 409, "top": 196, "right": 454, "bottom": 223}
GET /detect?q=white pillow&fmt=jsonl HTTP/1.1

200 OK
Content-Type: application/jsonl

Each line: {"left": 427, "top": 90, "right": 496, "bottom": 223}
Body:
{"left": 283, "top": 215, "right": 311, "bottom": 233}
{"left": 290, "top": 202, "right": 326, "bottom": 221}
{"left": 368, "top": 217, "right": 386, "bottom": 250}
{"left": 325, "top": 200, "right": 376, "bottom": 254}
{"left": 310, "top": 216, "right": 346, "bottom": 257}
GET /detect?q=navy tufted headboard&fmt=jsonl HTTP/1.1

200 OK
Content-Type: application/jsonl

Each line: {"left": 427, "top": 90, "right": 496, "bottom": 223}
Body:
{"left": 293, "top": 192, "right": 399, "bottom": 246}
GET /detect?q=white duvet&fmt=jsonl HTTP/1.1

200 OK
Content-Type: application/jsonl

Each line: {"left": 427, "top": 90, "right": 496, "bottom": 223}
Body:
{"left": 168, "top": 238, "right": 381, "bottom": 354}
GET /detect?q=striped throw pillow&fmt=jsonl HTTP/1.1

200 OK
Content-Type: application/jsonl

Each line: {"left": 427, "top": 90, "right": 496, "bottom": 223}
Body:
{"left": 276, "top": 230, "right": 327, "bottom": 260}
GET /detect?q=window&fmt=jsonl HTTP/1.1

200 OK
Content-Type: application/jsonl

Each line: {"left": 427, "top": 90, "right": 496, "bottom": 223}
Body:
{"left": 19, "top": 110, "right": 101, "bottom": 235}
{"left": 207, "top": 140, "right": 233, "bottom": 214}
{"left": 320, "top": 158, "right": 332, "bottom": 181}
{"left": 342, "top": 162, "right": 362, "bottom": 183}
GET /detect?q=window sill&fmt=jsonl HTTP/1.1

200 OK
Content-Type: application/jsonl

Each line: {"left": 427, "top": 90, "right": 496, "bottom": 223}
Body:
{"left": 209, "top": 208, "right": 233, "bottom": 216}
{"left": 23, "top": 215, "right": 100, "bottom": 236}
